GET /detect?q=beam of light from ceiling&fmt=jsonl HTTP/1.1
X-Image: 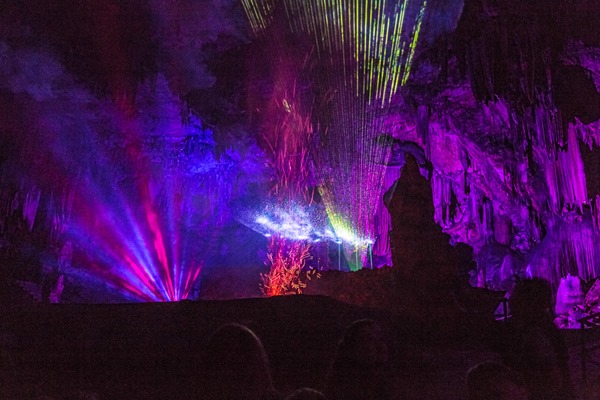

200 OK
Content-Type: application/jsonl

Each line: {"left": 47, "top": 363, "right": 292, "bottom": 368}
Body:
{"left": 62, "top": 134, "right": 205, "bottom": 302}
{"left": 36, "top": 89, "right": 207, "bottom": 302}
{"left": 242, "top": 0, "right": 428, "bottom": 269}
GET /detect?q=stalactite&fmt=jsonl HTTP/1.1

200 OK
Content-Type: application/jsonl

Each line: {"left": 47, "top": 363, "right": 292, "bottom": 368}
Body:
{"left": 432, "top": 172, "right": 453, "bottom": 227}
{"left": 467, "top": 189, "right": 484, "bottom": 246}
{"left": 544, "top": 124, "right": 588, "bottom": 212}
{"left": 48, "top": 186, "right": 75, "bottom": 243}
{"left": 481, "top": 196, "right": 494, "bottom": 244}
{"left": 11, "top": 191, "right": 20, "bottom": 214}
{"left": 0, "top": 186, "right": 14, "bottom": 236}
{"left": 22, "top": 188, "right": 41, "bottom": 231}
{"left": 482, "top": 99, "right": 510, "bottom": 132}
{"left": 594, "top": 195, "right": 600, "bottom": 231}
{"left": 417, "top": 104, "right": 429, "bottom": 148}
{"left": 532, "top": 94, "right": 563, "bottom": 159}
{"left": 528, "top": 218, "right": 599, "bottom": 288}
{"left": 493, "top": 215, "right": 511, "bottom": 245}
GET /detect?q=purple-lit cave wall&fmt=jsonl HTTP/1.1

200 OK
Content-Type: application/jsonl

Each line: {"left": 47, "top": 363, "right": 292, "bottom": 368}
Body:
{"left": 2, "top": 0, "right": 600, "bottom": 303}
{"left": 0, "top": 68, "right": 271, "bottom": 301}
{"left": 0, "top": 1, "right": 272, "bottom": 302}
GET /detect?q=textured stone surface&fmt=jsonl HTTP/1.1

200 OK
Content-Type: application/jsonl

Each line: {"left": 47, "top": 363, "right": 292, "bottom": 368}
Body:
{"left": 2, "top": 1, "right": 600, "bottom": 299}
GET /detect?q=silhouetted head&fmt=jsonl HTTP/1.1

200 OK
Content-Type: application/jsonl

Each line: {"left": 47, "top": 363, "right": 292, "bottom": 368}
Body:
{"left": 201, "top": 323, "right": 275, "bottom": 400}
{"left": 325, "top": 320, "right": 390, "bottom": 400}
{"left": 334, "top": 319, "right": 388, "bottom": 368}
{"left": 467, "top": 361, "right": 529, "bottom": 400}
{"left": 285, "top": 387, "right": 327, "bottom": 400}
{"left": 510, "top": 278, "right": 553, "bottom": 319}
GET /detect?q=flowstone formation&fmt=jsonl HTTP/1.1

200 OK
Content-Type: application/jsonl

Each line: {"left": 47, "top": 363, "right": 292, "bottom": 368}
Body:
{"left": 378, "top": 0, "right": 600, "bottom": 290}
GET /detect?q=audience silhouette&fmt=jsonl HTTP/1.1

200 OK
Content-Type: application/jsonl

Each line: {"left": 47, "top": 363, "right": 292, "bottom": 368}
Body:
{"left": 467, "top": 360, "right": 529, "bottom": 400}
{"left": 198, "top": 323, "right": 282, "bottom": 400}
{"left": 285, "top": 387, "right": 327, "bottom": 400}
{"left": 7, "top": 280, "right": 587, "bottom": 400}
{"left": 324, "top": 319, "right": 392, "bottom": 400}
{"left": 502, "top": 278, "right": 573, "bottom": 400}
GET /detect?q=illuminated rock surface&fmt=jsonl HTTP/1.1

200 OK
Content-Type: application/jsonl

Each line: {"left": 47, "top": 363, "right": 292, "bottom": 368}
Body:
{"left": 1, "top": 0, "right": 600, "bottom": 301}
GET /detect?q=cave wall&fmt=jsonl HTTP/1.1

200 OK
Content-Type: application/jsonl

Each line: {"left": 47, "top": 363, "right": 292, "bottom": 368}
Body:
{"left": 379, "top": 0, "right": 600, "bottom": 288}
{"left": 2, "top": 0, "right": 600, "bottom": 301}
